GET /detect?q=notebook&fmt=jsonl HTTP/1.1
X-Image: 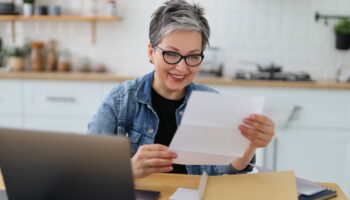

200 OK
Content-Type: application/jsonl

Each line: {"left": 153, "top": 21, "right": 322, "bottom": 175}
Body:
{"left": 298, "top": 189, "right": 337, "bottom": 200}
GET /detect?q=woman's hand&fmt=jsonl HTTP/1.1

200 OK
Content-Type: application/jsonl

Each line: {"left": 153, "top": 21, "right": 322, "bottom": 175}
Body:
{"left": 239, "top": 114, "right": 275, "bottom": 148}
{"left": 131, "top": 144, "right": 177, "bottom": 178}
{"left": 231, "top": 114, "right": 275, "bottom": 171}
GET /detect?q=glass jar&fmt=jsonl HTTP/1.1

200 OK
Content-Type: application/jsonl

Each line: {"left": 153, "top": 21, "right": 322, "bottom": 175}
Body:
{"left": 57, "top": 49, "right": 71, "bottom": 72}
{"left": 46, "top": 40, "right": 57, "bottom": 71}
{"left": 30, "top": 42, "right": 44, "bottom": 71}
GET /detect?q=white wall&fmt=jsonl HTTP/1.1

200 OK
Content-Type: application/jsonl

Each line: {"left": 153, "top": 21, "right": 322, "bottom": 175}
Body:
{"left": 1, "top": 0, "right": 350, "bottom": 79}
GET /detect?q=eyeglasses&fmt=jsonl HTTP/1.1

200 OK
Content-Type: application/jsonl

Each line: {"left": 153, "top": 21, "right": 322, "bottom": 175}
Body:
{"left": 153, "top": 46, "right": 204, "bottom": 67}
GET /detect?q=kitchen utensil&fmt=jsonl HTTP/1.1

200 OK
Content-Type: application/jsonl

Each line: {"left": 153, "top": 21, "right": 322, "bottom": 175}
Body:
{"left": 0, "top": 2, "right": 16, "bottom": 15}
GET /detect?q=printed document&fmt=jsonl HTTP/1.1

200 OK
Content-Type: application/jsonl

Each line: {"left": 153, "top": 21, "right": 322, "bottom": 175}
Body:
{"left": 169, "top": 91, "right": 264, "bottom": 165}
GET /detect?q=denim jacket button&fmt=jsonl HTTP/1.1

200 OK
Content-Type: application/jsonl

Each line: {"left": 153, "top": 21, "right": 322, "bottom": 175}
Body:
{"left": 179, "top": 111, "right": 184, "bottom": 115}
{"left": 147, "top": 128, "right": 154, "bottom": 133}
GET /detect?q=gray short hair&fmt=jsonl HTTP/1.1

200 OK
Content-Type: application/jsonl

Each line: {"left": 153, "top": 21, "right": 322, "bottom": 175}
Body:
{"left": 149, "top": 0, "right": 210, "bottom": 51}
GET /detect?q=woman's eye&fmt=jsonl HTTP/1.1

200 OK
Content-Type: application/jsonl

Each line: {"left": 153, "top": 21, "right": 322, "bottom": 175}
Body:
{"left": 165, "top": 52, "right": 179, "bottom": 58}
{"left": 188, "top": 55, "right": 201, "bottom": 60}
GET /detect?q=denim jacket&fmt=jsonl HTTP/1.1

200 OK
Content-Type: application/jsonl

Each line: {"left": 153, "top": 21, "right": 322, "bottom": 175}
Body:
{"left": 87, "top": 71, "right": 255, "bottom": 175}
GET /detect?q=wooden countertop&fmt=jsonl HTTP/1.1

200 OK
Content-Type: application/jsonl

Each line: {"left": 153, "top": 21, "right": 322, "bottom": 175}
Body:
{"left": 0, "top": 71, "right": 349, "bottom": 90}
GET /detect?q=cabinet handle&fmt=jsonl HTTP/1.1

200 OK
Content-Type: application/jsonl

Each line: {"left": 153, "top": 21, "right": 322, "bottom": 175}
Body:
{"left": 46, "top": 96, "right": 76, "bottom": 103}
{"left": 286, "top": 105, "right": 302, "bottom": 123}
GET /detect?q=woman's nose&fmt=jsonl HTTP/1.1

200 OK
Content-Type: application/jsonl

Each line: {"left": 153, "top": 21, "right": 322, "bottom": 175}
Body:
{"left": 175, "top": 58, "right": 189, "bottom": 72}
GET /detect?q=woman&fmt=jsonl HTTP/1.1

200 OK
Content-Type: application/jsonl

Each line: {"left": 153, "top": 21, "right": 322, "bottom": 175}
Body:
{"left": 88, "top": 0, "right": 275, "bottom": 178}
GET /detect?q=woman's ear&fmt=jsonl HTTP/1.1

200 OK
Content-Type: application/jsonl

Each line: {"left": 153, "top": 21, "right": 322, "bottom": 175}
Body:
{"left": 147, "top": 43, "right": 154, "bottom": 64}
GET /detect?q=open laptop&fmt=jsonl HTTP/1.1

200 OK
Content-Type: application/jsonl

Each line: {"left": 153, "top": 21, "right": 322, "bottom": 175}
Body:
{"left": 0, "top": 128, "right": 136, "bottom": 200}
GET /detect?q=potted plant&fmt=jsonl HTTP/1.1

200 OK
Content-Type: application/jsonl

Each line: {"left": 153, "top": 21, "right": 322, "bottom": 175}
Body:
{"left": 22, "top": 0, "right": 35, "bottom": 16}
{"left": 4, "top": 47, "right": 26, "bottom": 71}
{"left": 334, "top": 18, "right": 350, "bottom": 50}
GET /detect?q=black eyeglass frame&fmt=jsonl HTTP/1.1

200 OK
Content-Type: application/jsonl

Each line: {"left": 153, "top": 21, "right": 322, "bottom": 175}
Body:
{"left": 153, "top": 46, "right": 204, "bottom": 67}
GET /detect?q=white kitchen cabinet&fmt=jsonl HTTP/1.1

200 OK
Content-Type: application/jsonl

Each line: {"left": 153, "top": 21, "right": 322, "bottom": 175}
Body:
{"left": 22, "top": 80, "right": 105, "bottom": 134}
{"left": 276, "top": 127, "right": 350, "bottom": 196}
{"left": 0, "top": 115, "right": 22, "bottom": 129}
{"left": 23, "top": 116, "right": 91, "bottom": 134}
{"left": 211, "top": 85, "right": 350, "bottom": 197}
{"left": 0, "top": 79, "right": 22, "bottom": 129}
{"left": 23, "top": 80, "right": 103, "bottom": 117}
{"left": 0, "top": 79, "right": 22, "bottom": 115}
{"left": 212, "top": 86, "right": 350, "bottom": 129}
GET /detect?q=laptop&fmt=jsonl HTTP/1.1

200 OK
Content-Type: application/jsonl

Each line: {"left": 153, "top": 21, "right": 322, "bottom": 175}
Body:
{"left": 0, "top": 128, "right": 136, "bottom": 200}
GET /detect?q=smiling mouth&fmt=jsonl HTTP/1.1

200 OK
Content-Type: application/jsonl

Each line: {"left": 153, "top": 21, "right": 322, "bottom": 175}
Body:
{"left": 169, "top": 73, "right": 187, "bottom": 82}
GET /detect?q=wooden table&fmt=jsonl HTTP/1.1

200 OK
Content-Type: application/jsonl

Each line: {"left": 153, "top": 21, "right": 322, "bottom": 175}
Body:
{"left": 0, "top": 172, "right": 348, "bottom": 200}
{"left": 134, "top": 173, "right": 348, "bottom": 200}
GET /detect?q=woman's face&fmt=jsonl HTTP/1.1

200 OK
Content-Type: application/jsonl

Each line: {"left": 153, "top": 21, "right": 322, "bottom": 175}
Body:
{"left": 148, "top": 30, "right": 202, "bottom": 98}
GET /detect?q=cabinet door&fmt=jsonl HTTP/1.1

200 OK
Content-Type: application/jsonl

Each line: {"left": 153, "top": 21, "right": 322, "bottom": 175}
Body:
{"left": 0, "top": 115, "right": 22, "bottom": 129}
{"left": 23, "top": 80, "right": 103, "bottom": 117}
{"left": 23, "top": 116, "right": 91, "bottom": 134}
{"left": 275, "top": 128, "right": 350, "bottom": 197}
{"left": 0, "top": 79, "right": 22, "bottom": 115}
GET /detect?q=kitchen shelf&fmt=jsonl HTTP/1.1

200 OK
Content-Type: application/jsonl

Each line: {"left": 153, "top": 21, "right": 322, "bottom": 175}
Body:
{"left": 0, "top": 15, "right": 121, "bottom": 21}
{"left": 0, "top": 15, "right": 122, "bottom": 44}
{"left": 1, "top": 72, "right": 350, "bottom": 90}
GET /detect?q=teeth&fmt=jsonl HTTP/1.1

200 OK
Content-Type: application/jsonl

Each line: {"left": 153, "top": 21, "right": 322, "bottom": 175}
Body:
{"left": 172, "top": 74, "right": 185, "bottom": 79}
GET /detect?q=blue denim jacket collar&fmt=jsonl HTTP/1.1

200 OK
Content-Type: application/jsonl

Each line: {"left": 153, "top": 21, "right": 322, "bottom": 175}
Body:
{"left": 135, "top": 71, "right": 193, "bottom": 108}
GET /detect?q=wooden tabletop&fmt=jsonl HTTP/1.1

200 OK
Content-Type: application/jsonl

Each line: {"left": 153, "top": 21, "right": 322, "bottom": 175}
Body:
{"left": 0, "top": 71, "right": 350, "bottom": 90}
{"left": 135, "top": 173, "right": 348, "bottom": 200}
{"left": 1, "top": 171, "right": 346, "bottom": 199}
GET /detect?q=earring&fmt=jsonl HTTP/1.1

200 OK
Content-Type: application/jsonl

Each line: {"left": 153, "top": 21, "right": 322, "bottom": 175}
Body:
{"left": 149, "top": 60, "right": 153, "bottom": 64}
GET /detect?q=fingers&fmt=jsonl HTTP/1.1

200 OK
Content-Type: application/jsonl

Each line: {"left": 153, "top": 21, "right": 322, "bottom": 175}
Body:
{"left": 140, "top": 151, "right": 177, "bottom": 160}
{"left": 243, "top": 118, "right": 274, "bottom": 135}
{"left": 240, "top": 125, "right": 271, "bottom": 142}
{"left": 239, "top": 114, "right": 276, "bottom": 148}
{"left": 139, "top": 144, "right": 169, "bottom": 151}
{"left": 243, "top": 114, "right": 275, "bottom": 136}
{"left": 141, "top": 166, "right": 173, "bottom": 175}
{"left": 248, "top": 114, "right": 275, "bottom": 127}
{"left": 132, "top": 144, "right": 177, "bottom": 178}
{"left": 240, "top": 126, "right": 271, "bottom": 148}
{"left": 143, "top": 158, "right": 173, "bottom": 168}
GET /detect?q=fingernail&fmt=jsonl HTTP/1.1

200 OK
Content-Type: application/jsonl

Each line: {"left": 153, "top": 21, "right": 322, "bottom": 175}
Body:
{"left": 250, "top": 114, "right": 256, "bottom": 119}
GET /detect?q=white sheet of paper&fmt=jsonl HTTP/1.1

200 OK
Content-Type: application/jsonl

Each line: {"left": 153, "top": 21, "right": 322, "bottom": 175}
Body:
{"left": 295, "top": 177, "right": 325, "bottom": 196}
{"left": 169, "top": 91, "right": 264, "bottom": 165}
{"left": 169, "top": 172, "right": 208, "bottom": 200}
{"left": 169, "top": 188, "right": 199, "bottom": 200}
{"left": 253, "top": 165, "right": 325, "bottom": 196}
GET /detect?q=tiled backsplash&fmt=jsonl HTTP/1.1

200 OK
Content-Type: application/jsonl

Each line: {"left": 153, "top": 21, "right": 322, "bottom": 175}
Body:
{"left": 1, "top": 0, "right": 350, "bottom": 80}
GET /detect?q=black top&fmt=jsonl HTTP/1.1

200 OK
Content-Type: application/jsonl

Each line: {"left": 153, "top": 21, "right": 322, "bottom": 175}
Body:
{"left": 151, "top": 88, "right": 188, "bottom": 174}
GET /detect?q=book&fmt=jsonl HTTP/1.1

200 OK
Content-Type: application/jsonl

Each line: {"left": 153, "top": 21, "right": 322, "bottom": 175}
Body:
{"left": 135, "top": 189, "right": 160, "bottom": 200}
{"left": 298, "top": 189, "right": 337, "bottom": 200}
